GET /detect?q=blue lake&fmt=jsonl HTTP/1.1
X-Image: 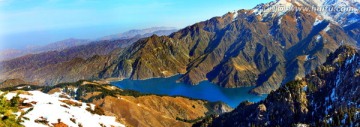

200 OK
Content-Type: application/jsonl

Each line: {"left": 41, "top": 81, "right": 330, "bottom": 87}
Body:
{"left": 112, "top": 75, "right": 267, "bottom": 108}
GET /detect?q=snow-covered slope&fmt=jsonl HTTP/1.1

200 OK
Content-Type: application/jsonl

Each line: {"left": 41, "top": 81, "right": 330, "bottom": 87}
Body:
{"left": 4, "top": 91, "right": 124, "bottom": 127}
{"left": 250, "top": 0, "right": 359, "bottom": 26}
{"left": 312, "top": 0, "right": 359, "bottom": 26}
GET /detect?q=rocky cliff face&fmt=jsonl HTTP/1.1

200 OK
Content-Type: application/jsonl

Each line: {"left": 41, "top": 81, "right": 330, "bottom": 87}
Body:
{"left": 196, "top": 45, "right": 360, "bottom": 126}
{"left": 1, "top": 0, "right": 359, "bottom": 94}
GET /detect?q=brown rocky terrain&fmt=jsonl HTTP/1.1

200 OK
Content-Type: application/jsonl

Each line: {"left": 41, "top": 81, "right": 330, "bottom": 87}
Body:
{"left": 0, "top": 79, "right": 34, "bottom": 89}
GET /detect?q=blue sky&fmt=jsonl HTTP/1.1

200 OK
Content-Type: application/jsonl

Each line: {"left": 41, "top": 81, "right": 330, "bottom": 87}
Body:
{"left": 0, "top": 0, "right": 272, "bottom": 50}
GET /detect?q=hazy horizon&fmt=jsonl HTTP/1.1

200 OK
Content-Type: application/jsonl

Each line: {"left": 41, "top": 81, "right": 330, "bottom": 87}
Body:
{"left": 0, "top": 0, "right": 272, "bottom": 50}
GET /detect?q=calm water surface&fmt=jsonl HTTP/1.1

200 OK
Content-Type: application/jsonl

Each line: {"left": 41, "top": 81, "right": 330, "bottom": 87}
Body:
{"left": 112, "top": 75, "right": 267, "bottom": 108}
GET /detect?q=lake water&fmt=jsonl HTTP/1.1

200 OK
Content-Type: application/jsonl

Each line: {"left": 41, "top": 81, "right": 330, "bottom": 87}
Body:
{"left": 112, "top": 75, "right": 267, "bottom": 108}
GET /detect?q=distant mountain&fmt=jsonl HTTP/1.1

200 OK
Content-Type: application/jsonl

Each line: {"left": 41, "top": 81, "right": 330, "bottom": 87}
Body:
{"left": 0, "top": 38, "right": 89, "bottom": 61}
{"left": 196, "top": 45, "right": 360, "bottom": 126}
{"left": 99, "top": 27, "right": 177, "bottom": 40}
{"left": 0, "top": 0, "right": 358, "bottom": 95}
{"left": 29, "top": 38, "right": 90, "bottom": 53}
{"left": 0, "top": 27, "right": 177, "bottom": 61}
{"left": 0, "top": 37, "right": 140, "bottom": 85}
{"left": 0, "top": 27, "right": 178, "bottom": 86}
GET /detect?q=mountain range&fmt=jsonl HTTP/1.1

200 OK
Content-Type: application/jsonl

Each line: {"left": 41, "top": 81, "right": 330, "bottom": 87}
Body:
{"left": 99, "top": 27, "right": 177, "bottom": 41}
{"left": 0, "top": 38, "right": 89, "bottom": 61}
{"left": 0, "top": 0, "right": 359, "bottom": 95}
{"left": 0, "top": 27, "right": 177, "bottom": 62}
{"left": 0, "top": 0, "right": 359, "bottom": 126}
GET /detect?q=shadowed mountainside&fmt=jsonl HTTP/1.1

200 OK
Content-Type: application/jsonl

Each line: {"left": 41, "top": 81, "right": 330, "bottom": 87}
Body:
{"left": 195, "top": 45, "right": 360, "bottom": 126}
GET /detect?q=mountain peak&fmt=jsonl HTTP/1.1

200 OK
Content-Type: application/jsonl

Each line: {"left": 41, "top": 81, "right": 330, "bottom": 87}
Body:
{"left": 251, "top": 0, "right": 359, "bottom": 26}
{"left": 325, "top": 45, "right": 358, "bottom": 65}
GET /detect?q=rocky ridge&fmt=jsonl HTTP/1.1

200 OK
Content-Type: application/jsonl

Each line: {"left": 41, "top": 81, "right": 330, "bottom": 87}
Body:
{"left": 195, "top": 45, "right": 360, "bottom": 126}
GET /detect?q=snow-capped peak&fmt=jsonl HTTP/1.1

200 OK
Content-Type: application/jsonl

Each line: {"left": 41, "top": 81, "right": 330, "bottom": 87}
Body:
{"left": 252, "top": 0, "right": 294, "bottom": 18}
{"left": 252, "top": 0, "right": 359, "bottom": 26}
{"left": 277, "top": 0, "right": 293, "bottom": 5}
{"left": 314, "top": 0, "right": 360, "bottom": 26}
{"left": 232, "top": 10, "right": 239, "bottom": 21}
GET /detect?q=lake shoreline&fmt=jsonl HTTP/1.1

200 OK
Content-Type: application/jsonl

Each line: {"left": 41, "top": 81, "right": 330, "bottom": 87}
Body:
{"left": 111, "top": 75, "right": 267, "bottom": 108}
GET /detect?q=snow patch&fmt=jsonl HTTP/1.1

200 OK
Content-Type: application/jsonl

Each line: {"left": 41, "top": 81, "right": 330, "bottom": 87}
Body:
{"left": 323, "top": 24, "right": 331, "bottom": 32}
{"left": 305, "top": 55, "right": 310, "bottom": 61}
{"left": 335, "top": 68, "right": 342, "bottom": 87}
{"left": 341, "top": 113, "right": 348, "bottom": 124}
{"left": 5, "top": 91, "right": 124, "bottom": 127}
{"left": 232, "top": 10, "right": 238, "bottom": 21}
{"left": 253, "top": 0, "right": 293, "bottom": 19}
{"left": 303, "top": 85, "right": 308, "bottom": 91}
{"left": 278, "top": 17, "right": 283, "bottom": 25}
{"left": 345, "top": 54, "right": 356, "bottom": 66}
{"left": 305, "top": 55, "right": 315, "bottom": 61}
{"left": 313, "top": 18, "right": 323, "bottom": 26}
{"left": 330, "top": 88, "right": 337, "bottom": 101}
{"left": 312, "top": 0, "right": 325, "bottom": 6}
{"left": 316, "top": 35, "right": 322, "bottom": 41}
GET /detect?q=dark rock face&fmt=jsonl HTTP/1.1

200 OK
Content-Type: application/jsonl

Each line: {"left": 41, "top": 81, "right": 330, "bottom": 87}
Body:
{"left": 344, "top": 22, "right": 360, "bottom": 43}
{"left": 197, "top": 45, "right": 360, "bottom": 127}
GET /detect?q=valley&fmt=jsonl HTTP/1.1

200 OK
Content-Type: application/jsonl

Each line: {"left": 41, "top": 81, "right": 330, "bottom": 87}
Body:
{"left": 112, "top": 75, "right": 267, "bottom": 108}
{"left": 0, "top": 0, "right": 359, "bottom": 126}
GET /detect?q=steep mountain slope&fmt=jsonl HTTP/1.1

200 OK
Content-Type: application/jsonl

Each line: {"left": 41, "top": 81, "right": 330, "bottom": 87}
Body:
{"left": 0, "top": 0, "right": 358, "bottom": 94}
{"left": 195, "top": 45, "right": 360, "bottom": 126}
{"left": 99, "top": 35, "right": 190, "bottom": 79}
{"left": 344, "top": 21, "right": 360, "bottom": 42}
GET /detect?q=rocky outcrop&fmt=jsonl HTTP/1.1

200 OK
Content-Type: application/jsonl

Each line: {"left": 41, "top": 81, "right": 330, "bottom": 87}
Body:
{"left": 99, "top": 35, "right": 190, "bottom": 80}
{"left": 196, "top": 45, "right": 360, "bottom": 126}
{"left": 0, "top": 79, "right": 34, "bottom": 88}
